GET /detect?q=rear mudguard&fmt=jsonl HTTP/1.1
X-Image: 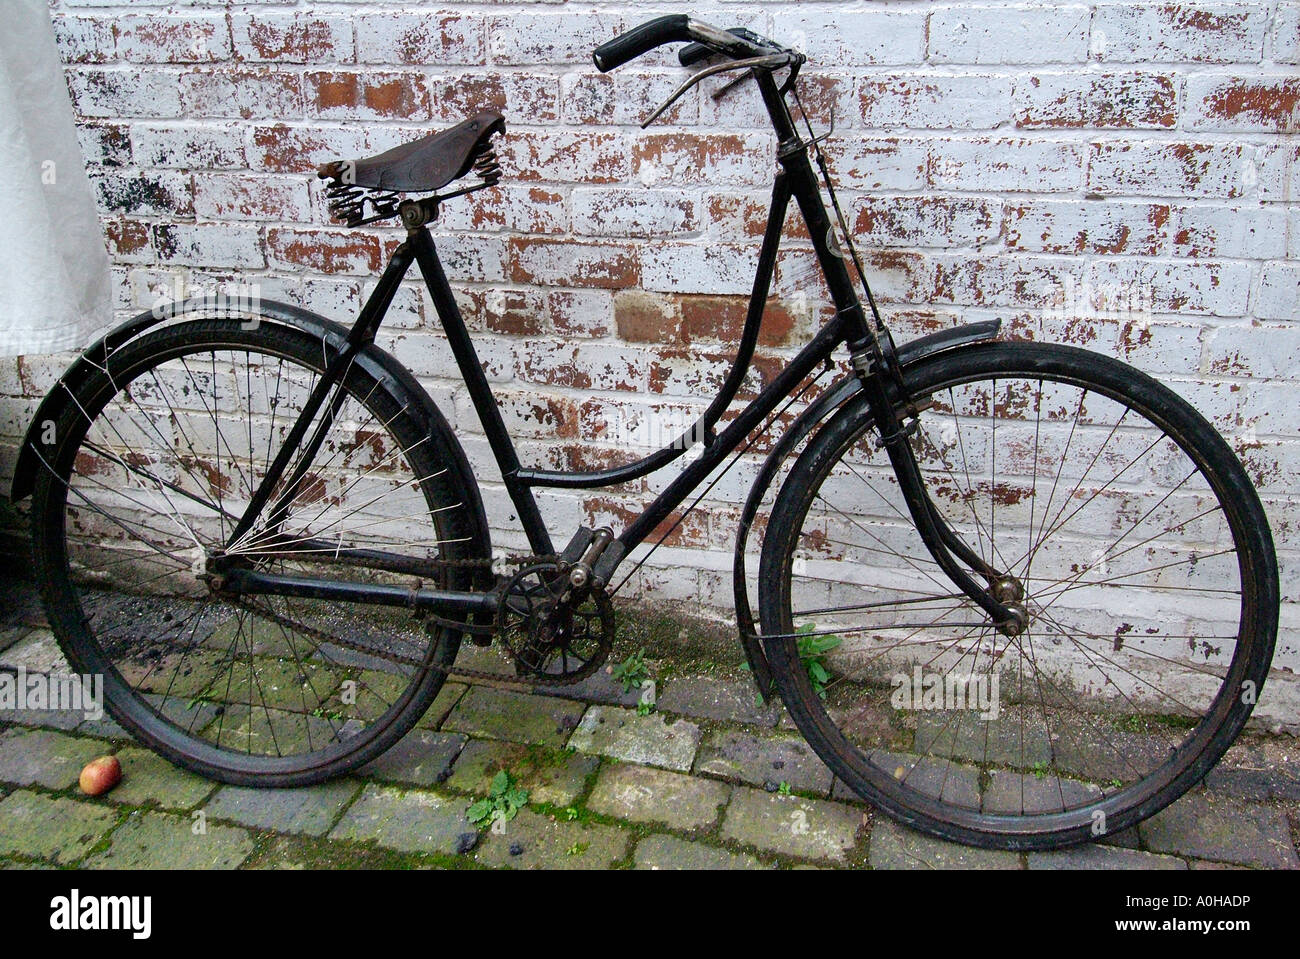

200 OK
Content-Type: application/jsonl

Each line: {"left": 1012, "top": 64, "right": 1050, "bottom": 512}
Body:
{"left": 8, "top": 297, "right": 493, "bottom": 572}
{"left": 733, "top": 320, "right": 1001, "bottom": 697}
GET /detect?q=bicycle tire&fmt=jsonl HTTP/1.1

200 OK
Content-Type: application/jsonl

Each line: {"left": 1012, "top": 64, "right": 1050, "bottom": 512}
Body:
{"left": 760, "top": 340, "right": 1278, "bottom": 849}
{"left": 31, "top": 317, "right": 487, "bottom": 786}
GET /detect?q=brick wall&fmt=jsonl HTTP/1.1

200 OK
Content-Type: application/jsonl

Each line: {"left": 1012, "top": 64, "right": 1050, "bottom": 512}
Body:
{"left": 1, "top": 2, "right": 1296, "bottom": 654}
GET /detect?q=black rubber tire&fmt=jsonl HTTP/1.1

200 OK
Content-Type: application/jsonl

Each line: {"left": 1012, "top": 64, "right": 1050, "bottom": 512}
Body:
{"left": 31, "top": 318, "right": 486, "bottom": 786}
{"left": 760, "top": 341, "right": 1278, "bottom": 850}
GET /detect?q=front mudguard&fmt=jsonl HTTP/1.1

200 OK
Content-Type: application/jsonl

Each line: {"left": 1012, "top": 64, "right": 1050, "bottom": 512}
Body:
{"left": 733, "top": 320, "right": 1002, "bottom": 698}
{"left": 8, "top": 297, "right": 493, "bottom": 580}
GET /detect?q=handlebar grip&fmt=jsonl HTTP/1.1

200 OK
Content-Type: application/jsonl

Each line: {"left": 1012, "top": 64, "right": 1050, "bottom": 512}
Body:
{"left": 678, "top": 40, "right": 714, "bottom": 67}
{"left": 592, "top": 14, "right": 692, "bottom": 72}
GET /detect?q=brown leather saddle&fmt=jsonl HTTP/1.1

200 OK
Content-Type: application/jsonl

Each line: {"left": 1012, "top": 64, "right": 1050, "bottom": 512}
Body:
{"left": 317, "top": 111, "right": 505, "bottom": 193}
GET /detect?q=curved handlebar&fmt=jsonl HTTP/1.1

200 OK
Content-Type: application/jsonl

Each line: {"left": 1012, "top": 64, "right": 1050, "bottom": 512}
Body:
{"left": 592, "top": 16, "right": 770, "bottom": 73}
{"left": 592, "top": 15, "right": 693, "bottom": 72}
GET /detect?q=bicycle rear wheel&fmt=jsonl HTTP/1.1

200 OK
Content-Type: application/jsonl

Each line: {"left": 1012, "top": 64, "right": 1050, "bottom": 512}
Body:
{"left": 31, "top": 316, "right": 486, "bottom": 785}
{"left": 761, "top": 340, "right": 1278, "bottom": 849}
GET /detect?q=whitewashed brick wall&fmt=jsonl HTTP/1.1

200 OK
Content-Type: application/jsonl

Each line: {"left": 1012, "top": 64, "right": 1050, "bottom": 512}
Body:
{"left": 0, "top": 2, "right": 1296, "bottom": 659}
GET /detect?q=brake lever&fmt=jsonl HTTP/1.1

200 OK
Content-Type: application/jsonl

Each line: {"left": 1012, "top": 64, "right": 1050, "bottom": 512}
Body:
{"left": 710, "top": 50, "right": 805, "bottom": 104}
{"left": 640, "top": 53, "right": 794, "bottom": 128}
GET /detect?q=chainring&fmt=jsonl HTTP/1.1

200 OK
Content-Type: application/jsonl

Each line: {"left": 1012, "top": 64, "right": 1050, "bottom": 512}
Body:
{"left": 496, "top": 562, "right": 614, "bottom": 685}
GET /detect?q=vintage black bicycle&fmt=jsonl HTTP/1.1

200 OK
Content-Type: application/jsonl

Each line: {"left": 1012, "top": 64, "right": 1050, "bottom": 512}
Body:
{"left": 13, "top": 17, "right": 1279, "bottom": 850}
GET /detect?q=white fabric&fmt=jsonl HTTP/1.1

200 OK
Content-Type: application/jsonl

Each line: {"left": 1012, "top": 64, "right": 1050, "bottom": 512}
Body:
{"left": 0, "top": 0, "right": 111, "bottom": 356}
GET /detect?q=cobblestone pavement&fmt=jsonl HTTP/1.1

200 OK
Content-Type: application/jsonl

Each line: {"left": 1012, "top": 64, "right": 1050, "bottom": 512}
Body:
{"left": 1, "top": 577, "right": 1297, "bottom": 870}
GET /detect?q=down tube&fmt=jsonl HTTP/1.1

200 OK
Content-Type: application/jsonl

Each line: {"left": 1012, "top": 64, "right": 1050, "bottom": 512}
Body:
{"left": 615, "top": 315, "right": 849, "bottom": 558}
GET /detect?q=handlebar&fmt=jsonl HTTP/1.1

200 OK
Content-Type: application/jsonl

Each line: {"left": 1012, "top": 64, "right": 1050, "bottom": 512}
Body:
{"left": 592, "top": 15, "right": 777, "bottom": 73}
{"left": 592, "top": 14, "right": 693, "bottom": 72}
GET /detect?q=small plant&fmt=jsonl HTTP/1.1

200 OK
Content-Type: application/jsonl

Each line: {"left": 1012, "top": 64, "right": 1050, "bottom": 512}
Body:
{"left": 636, "top": 697, "right": 655, "bottom": 716}
{"left": 795, "top": 623, "right": 841, "bottom": 700}
{"left": 467, "top": 770, "right": 529, "bottom": 830}
{"left": 611, "top": 648, "right": 650, "bottom": 694}
{"left": 777, "top": 781, "right": 792, "bottom": 796}
{"left": 562, "top": 806, "right": 580, "bottom": 821}
{"left": 1030, "top": 761, "right": 1050, "bottom": 780}
{"left": 565, "top": 841, "right": 588, "bottom": 857}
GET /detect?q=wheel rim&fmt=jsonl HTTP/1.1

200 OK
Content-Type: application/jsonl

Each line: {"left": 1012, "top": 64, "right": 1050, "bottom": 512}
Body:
{"left": 37, "top": 323, "right": 470, "bottom": 776}
{"left": 772, "top": 344, "right": 1273, "bottom": 841}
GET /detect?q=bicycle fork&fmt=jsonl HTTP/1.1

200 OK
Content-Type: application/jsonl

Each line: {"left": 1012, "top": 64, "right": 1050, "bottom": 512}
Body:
{"left": 849, "top": 336, "right": 1027, "bottom": 636}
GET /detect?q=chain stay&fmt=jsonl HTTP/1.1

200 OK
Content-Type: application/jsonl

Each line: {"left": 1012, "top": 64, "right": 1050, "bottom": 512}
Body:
{"left": 232, "top": 549, "right": 573, "bottom": 687}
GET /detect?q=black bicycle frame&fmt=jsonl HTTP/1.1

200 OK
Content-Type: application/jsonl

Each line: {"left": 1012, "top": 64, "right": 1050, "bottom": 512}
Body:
{"left": 222, "top": 68, "right": 1018, "bottom": 629}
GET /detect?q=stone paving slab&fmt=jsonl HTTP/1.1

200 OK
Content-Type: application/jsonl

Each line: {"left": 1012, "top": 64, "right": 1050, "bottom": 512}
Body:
{"left": 534, "top": 670, "right": 642, "bottom": 708}
{"left": 0, "top": 790, "right": 119, "bottom": 864}
{"left": 722, "top": 787, "right": 864, "bottom": 863}
{"left": 568, "top": 705, "right": 701, "bottom": 771}
{"left": 634, "top": 833, "right": 764, "bottom": 870}
{"left": 1139, "top": 794, "right": 1299, "bottom": 869}
{"left": 106, "top": 747, "right": 217, "bottom": 811}
{"left": 587, "top": 762, "right": 730, "bottom": 830}
{"left": 696, "top": 728, "right": 835, "bottom": 795}
{"left": 83, "top": 811, "right": 255, "bottom": 870}
{"left": 1028, "top": 844, "right": 1188, "bottom": 870}
{"left": 76, "top": 714, "right": 130, "bottom": 740}
{"left": 358, "top": 730, "right": 466, "bottom": 787}
{"left": 982, "top": 770, "right": 1102, "bottom": 815}
{"left": 415, "top": 682, "right": 470, "bottom": 730}
{"left": 867, "top": 818, "right": 1022, "bottom": 870}
{"left": 658, "top": 674, "right": 782, "bottom": 728}
{"left": 204, "top": 780, "right": 361, "bottom": 837}
{"left": 444, "top": 739, "right": 597, "bottom": 807}
{"left": 0, "top": 627, "right": 30, "bottom": 655}
{"left": 330, "top": 784, "right": 473, "bottom": 856}
{"left": 1205, "top": 756, "right": 1300, "bottom": 802}
{"left": 0, "top": 727, "right": 110, "bottom": 790}
{"left": 828, "top": 757, "right": 982, "bottom": 813}
{"left": 473, "top": 808, "right": 630, "bottom": 870}
{"left": 0, "top": 630, "right": 69, "bottom": 674}
{"left": 914, "top": 710, "right": 1052, "bottom": 768}
{"left": 443, "top": 686, "right": 584, "bottom": 747}
{"left": 1, "top": 561, "right": 1298, "bottom": 873}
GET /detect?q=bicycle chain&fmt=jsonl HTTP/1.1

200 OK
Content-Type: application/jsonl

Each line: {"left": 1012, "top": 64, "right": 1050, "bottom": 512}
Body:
{"left": 231, "top": 550, "right": 568, "bottom": 687}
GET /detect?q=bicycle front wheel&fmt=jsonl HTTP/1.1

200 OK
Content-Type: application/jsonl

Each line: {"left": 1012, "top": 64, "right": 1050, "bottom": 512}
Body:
{"left": 760, "top": 340, "right": 1278, "bottom": 849}
{"left": 31, "top": 316, "right": 486, "bottom": 785}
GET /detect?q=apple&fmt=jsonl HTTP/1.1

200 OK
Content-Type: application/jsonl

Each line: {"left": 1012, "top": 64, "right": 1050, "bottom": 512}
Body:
{"left": 79, "top": 755, "right": 122, "bottom": 796}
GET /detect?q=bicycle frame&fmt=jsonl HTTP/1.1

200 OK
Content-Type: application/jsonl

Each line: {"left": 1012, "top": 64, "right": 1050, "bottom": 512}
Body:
{"left": 220, "top": 69, "right": 1020, "bottom": 634}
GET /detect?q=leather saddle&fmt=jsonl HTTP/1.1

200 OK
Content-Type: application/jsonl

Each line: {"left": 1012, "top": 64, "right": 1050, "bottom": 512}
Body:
{"left": 317, "top": 111, "right": 505, "bottom": 194}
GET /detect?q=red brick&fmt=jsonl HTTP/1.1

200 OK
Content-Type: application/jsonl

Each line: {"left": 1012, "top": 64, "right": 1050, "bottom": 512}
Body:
{"left": 1014, "top": 73, "right": 1178, "bottom": 129}
{"left": 266, "top": 228, "right": 382, "bottom": 275}
{"left": 426, "top": 73, "right": 559, "bottom": 125}
{"left": 614, "top": 292, "right": 680, "bottom": 343}
{"left": 306, "top": 71, "right": 429, "bottom": 120}
{"left": 1186, "top": 75, "right": 1300, "bottom": 131}
{"left": 510, "top": 238, "right": 638, "bottom": 289}
{"left": 232, "top": 14, "right": 353, "bottom": 64}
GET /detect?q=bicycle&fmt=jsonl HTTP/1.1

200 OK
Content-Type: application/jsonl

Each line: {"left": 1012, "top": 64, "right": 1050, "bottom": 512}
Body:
{"left": 11, "top": 16, "right": 1279, "bottom": 851}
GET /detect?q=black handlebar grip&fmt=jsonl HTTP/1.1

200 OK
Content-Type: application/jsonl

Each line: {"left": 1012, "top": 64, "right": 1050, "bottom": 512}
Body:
{"left": 678, "top": 40, "right": 714, "bottom": 67}
{"left": 592, "top": 14, "right": 693, "bottom": 72}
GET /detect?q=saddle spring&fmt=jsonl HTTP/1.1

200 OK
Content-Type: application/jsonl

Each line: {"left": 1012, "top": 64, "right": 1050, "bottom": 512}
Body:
{"left": 436, "top": 141, "right": 503, "bottom": 202}
{"left": 322, "top": 139, "right": 504, "bottom": 227}
{"left": 324, "top": 177, "right": 403, "bottom": 229}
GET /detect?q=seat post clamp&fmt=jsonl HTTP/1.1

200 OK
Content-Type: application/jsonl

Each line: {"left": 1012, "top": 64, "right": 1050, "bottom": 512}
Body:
{"left": 399, "top": 199, "right": 434, "bottom": 232}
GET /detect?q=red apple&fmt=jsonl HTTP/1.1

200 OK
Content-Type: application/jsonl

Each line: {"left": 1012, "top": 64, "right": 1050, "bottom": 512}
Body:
{"left": 79, "top": 755, "right": 122, "bottom": 796}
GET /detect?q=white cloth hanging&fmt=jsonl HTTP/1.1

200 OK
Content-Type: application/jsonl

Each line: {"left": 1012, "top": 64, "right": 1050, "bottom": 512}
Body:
{"left": 0, "top": 0, "right": 111, "bottom": 356}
